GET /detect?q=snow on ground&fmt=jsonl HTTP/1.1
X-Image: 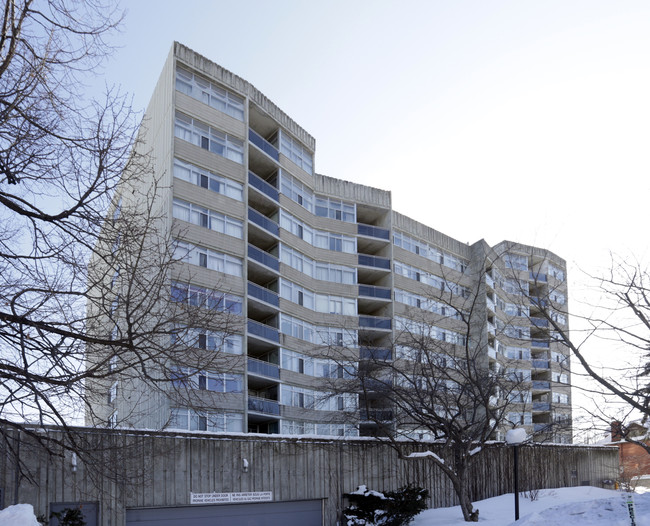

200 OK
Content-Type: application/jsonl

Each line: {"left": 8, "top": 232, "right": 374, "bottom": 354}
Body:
{"left": 411, "top": 486, "right": 650, "bottom": 526}
{"left": 0, "top": 504, "right": 39, "bottom": 526}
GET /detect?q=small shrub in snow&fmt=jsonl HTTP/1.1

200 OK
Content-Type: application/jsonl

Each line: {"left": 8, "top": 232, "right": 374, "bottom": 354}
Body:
{"left": 49, "top": 507, "right": 86, "bottom": 526}
{"left": 343, "top": 484, "right": 428, "bottom": 525}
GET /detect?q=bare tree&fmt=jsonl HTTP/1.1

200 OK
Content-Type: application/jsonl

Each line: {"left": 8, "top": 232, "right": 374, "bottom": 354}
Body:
{"left": 0, "top": 0, "right": 240, "bottom": 488}
{"left": 532, "top": 255, "right": 650, "bottom": 451}
{"left": 330, "top": 247, "right": 555, "bottom": 522}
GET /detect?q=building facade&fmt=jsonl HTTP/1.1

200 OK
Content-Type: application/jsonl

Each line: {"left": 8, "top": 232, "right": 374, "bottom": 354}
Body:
{"left": 88, "top": 42, "right": 572, "bottom": 443}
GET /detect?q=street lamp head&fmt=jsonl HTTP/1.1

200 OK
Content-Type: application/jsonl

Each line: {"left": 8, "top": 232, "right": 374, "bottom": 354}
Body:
{"left": 506, "top": 428, "right": 528, "bottom": 445}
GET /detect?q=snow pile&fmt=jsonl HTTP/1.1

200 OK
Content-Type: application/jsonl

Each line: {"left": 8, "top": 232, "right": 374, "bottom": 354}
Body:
{"left": 0, "top": 504, "right": 40, "bottom": 526}
{"left": 348, "top": 485, "right": 388, "bottom": 499}
{"left": 411, "top": 486, "right": 650, "bottom": 525}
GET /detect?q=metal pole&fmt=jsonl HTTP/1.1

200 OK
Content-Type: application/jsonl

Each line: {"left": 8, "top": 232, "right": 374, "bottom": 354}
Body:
{"left": 514, "top": 445, "right": 520, "bottom": 521}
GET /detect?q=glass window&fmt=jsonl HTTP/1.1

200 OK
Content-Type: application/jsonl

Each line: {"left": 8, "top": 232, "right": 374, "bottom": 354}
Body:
{"left": 176, "top": 66, "right": 245, "bottom": 121}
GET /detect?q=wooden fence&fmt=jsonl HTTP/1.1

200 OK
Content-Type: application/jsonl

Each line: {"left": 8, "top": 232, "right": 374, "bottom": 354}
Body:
{"left": 0, "top": 426, "right": 619, "bottom": 525}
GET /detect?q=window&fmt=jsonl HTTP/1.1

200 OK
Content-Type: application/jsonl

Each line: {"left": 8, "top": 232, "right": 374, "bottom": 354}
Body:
{"left": 174, "top": 112, "right": 244, "bottom": 163}
{"left": 550, "top": 291, "right": 566, "bottom": 305}
{"left": 552, "top": 392, "right": 570, "bottom": 404}
{"left": 548, "top": 264, "right": 565, "bottom": 282}
{"left": 173, "top": 158, "right": 243, "bottom": 201}
{"left": 507, "top": 368, "right": 531, "bottom": 382}
{"left": 507, "top": 412, "right": 532, "bottom": 426}
{"left": 279, "top": 279, "right": 315, "bottom": 310}
{"left": 505, "top": 303, "right": 529, "bottom": 317}
{"left": 279, "top": 211, "right": 355, "bottom": 253}
{"left": 174, "top": 240, "right": 243, "bottom": 277}
{"left": 393, "top": 232, "right": 467, "bottom": 272}
{"left": 279, "top": 131, "right": 313, "bottom": 174}
{"left": 508, "top": 390, "right": 531, "bottom": 403}
{"left": 174, "top": 367, "right": 243, "bottom": 393}
{"left": 314, "top": 196, "right": 356, "bottom": 222}
{"left": 552, "top": 372, "right": 569, "bottom": 384}
{"left": 171, "top": 282, "right": 242, "bottom": 314}
{"left": 506, "top": 347, "right": 531, "bottom": 360}
{"left": 172, "top": 198, "right": 243, "bottom": 239}
{"left": 175, "top": 66, "right": 245, "bottom": 121}
{"left": 504, "top": 253, "right": 528, "bottom": 271}
{"left": 169, "top": 408, "right": 243, "bottom": 432}
{"left": 394, "top": 289, "right": 461, "bottom": 319}
{"left": 280, "top": 171, "right": 313, "bottom": 212}
{"left": 108, "top": 382, "right": 118, "bottom": 404}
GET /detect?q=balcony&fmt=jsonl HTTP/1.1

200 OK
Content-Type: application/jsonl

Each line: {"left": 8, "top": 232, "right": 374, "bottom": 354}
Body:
{"left": 485, "top": 274, "right": 494, "bottom": 289}
{"left": 360, "top": 409, "right": 393, "bottom": 422}
{"left": 248, "top": 396, "right": 280, "bottom": 416}
{"left": 247, "top": 319, "right": 279, "bottom": 343}
{"left": 359, "top": 315, "right": 392, "bottom": 330}
{"left": 248, "top": 207, "right": 279, "bottom": 237}
{"left": 249, "top": 129, "right": 279, "bottom": 161}
{"left": 248, "top": 282, "right": 279, "bottom": 311}
{"left": 358, "top": 284, "right": 391, "bottom": 300}
{"left": 534, "top": 423, "right": 550, "bottom": 432}
{"left": 532, "top": 380, "right": 550, "bottom": 390}
{"left": 360, "top": 347, "right": 392, "bottom": 361}
{"left": 530, "top": 297, "right": 548, "bottom": 308}
{"left": 357, "top": 223, "right": 390, "bottom": 240}
{"left": 358, "top": 254, "right": 390, "bottom": 269}
{"left": 487, "top": 322, "right": 496, "bottom": 336}
{"left": 248, "top": 357, "right": 280, "bottom": 379}
{"left": 530, "top": 317, "right": 549, "bottom": 328}
{"left": 532, "top": 359, "right": 550, "bottom": 369}
{"left": 533, "top": 402, "right": 551, "bottom": 412}
{"left": 532, "top": 339, "right": 550, "bottom": 348}
{"left": 488, "top": 346, "right": 496, "bottom": 360}
{"left": 487, "top": 297, "right": 495, "bottom": 312}
{"left": 248, "top": 171, "right": 278, "bottom": 202}
{"left": 248, "top": 244, "right": 279, "bottom": 272}
{"left": 529, "top": 272, "right": 548, "bottom": 283}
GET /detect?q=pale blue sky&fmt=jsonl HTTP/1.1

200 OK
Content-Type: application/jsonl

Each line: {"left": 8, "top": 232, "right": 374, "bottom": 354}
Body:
{"left": 104, "top": 1, "right": 649, "bottom": 273}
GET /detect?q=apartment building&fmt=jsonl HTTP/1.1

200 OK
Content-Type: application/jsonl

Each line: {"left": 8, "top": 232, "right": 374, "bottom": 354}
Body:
{"left": 88, "top": 42, "right": 571, "bottom": 443}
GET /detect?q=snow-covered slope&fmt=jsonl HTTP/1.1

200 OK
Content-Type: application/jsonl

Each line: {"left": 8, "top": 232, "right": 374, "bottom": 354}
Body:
{"left": 412, "top": 487, "right": 649, "bottom": 525}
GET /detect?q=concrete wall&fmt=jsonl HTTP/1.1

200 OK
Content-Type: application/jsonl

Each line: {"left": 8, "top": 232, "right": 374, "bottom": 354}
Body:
{"left": 0, "top": 427, "right": 618, "bottom": 526}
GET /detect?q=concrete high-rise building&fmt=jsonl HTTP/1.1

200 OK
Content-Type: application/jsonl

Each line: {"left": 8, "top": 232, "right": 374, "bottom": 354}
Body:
{"left": 87, "top": 43, "right": 571, "bottom": 443}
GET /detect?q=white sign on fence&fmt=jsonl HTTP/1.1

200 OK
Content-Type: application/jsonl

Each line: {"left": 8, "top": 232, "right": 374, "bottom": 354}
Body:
{"left": 190, "top": 491, "right": 273, "bottom": 505}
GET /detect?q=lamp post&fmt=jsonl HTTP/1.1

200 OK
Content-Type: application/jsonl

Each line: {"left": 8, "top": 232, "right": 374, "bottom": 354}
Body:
{"left": 506, "top": 428, "right": 528, "bottom": 521}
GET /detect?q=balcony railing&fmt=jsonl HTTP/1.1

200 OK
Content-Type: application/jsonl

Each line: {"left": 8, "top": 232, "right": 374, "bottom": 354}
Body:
{"left": 533, "top": 402, "right": 551, "bottom": 412}
{"left": 247, "top": 319, "right": 279, "bottom": 343}
{"left": 532, "top": 359, "right": 550, "bottom": 369}
{"left": 357, "top": 223, "right": 390, "bottom": 240}
{"left": 359, "top": 316, "right": 392, "bottom": 330}
{"left": 358, "top": 254, "right": 391, "bottom": 270}
{"left": 532, "top": 380, "right": 550, "bottom": 390}
{"left": 248, "top": 171, "right": 279, "bottom": 201}
{"left": 530, "top": 297, "right": 548, "bottom": 308}
{"left": 248, "top": 244, "right": 279, "bottom": 272}
{"left": 248, "top": 396, "right": 280, "bottom": 415}
{"left": 533, "top": 423, "right": 550, "bottom": 432}
{"left": 247, "top": 357, "right": 280, "bottom": 379}
{"left": 358, "top": 284, "right": 392, "bottom": 300}
{"left": 360, "top": 409, "right": 393, "bottom": 421}
{"left": 360, "top": 347, "right": 392, "bottom": 361}
{"left": 247, "top": 282, "right": 279, "bottom": 307}
{"left": 248, "top": 207, "right": 279, "bottom": 236}
{"left": 488, "top": 346, "right": 496, "bottom": 359}
{"left": 532, "top": 339, "right": 550, "bottom": 348}
{"left": 530, "top": 317, "right": 549, "bottom": 328}
{"left": 249, "top": 129, "right": 279, "bottom": 161}
{"left": 486, "top": 274, "right": 494, "bottom": 288}
{"left": 529, "top": 272, "right": 548, "bottom": 282}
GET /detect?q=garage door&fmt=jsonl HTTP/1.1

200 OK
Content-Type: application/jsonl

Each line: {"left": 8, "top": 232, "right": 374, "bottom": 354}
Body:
{"left": 126, "top": 499, "right": 323, "bottom": 526}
